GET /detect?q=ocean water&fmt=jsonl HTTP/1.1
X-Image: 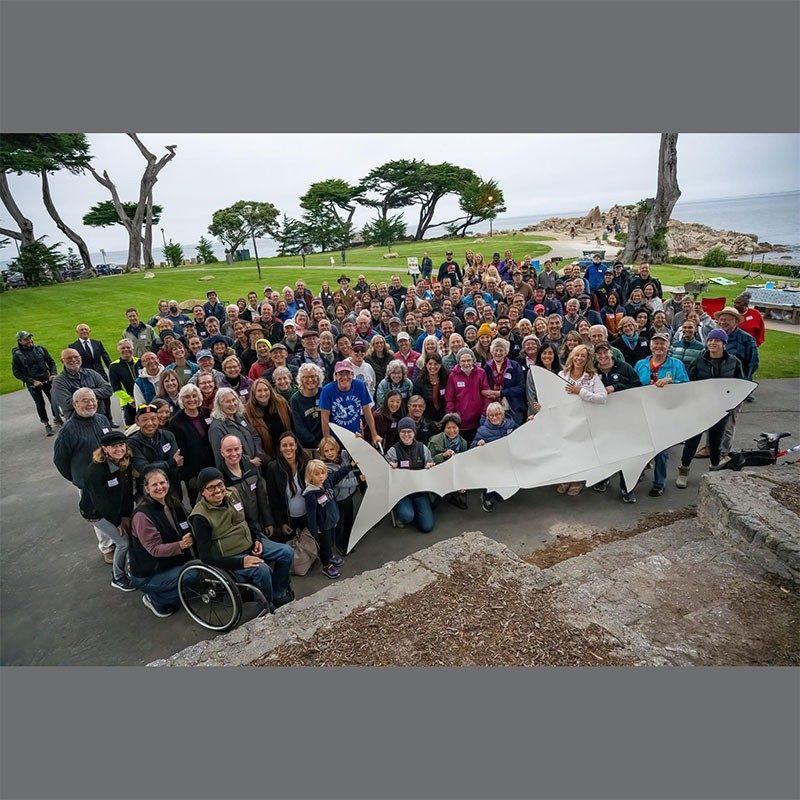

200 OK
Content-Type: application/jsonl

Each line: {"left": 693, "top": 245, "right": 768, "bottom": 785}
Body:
{"left": 3, "top": 191, "right": 798, "bottom": 269}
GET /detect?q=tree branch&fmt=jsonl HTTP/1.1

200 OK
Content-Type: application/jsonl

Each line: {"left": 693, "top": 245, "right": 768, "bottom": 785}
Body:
{"left": 0, "top": 225, "right": 22, "bottom": 240}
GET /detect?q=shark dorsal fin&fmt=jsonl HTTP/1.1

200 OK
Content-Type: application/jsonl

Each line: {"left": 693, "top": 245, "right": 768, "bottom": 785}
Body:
{"left": 529, "top": 365, "right": 569, "bottom": 409}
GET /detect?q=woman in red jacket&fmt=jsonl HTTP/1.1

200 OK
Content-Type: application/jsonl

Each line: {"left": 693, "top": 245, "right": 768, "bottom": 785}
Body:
{"left": 444, "top": 347, "right": 491, "bottom": 444}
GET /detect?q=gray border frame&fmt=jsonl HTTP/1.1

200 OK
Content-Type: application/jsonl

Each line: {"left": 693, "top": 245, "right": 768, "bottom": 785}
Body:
{"left": 2, "top": 2, "right": 799, "bottom": 799}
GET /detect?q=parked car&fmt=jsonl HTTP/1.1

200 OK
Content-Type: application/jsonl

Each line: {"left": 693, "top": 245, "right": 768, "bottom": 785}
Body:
{"left": 5, "top": 271, "right": 27, "bottom": 288}
{"left": 108, "top": 263, "right": 125, "bottom": 274}
{"left": 95, "top": 263, "right": 112, "bottom": 276}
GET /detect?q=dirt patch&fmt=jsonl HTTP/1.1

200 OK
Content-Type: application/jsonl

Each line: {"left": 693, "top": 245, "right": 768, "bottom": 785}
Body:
{"left": 523, "top": 508, "right": 698, "bottom": 569}
{"left": 254, "top": 556, "right": 634, "bottom": 667}
{"left": 770, "top": 483, "right": 800, "bottom": 518}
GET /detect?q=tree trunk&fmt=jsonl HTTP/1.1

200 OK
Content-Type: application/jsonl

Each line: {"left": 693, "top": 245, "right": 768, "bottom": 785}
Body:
{"left": 0, "top": 171, "right": 35, "bottom": 246}
{"left": 143, "top": 189, "right": 154, "bottom": 267}
{"left": 621, "top": 133, "right": 681, "bottom": 263}
{"left": 40, "top": 171, "right": 92, "bottom": 274}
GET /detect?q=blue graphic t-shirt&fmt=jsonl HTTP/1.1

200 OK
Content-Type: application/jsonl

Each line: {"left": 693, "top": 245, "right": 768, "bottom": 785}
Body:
{"left": 319, "top": 380, "right": 373, "bottom": 433}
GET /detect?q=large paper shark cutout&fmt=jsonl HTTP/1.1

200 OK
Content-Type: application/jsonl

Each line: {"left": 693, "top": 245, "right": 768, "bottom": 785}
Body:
{"left": 331, "top": 366, "right": 756, "bottom": 552}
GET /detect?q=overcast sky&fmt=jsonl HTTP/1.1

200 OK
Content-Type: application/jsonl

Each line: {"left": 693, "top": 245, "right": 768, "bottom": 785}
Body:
{"left": 3, "top": 133, "right": 798, "bottom": 254}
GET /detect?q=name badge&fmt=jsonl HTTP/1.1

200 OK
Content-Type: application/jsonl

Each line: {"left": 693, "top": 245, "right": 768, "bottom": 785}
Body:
{"left": 457, "top": 381, "right": 465, "bottom": 388}
{"left": 204, "top": 417, "right": 211, "bottom": 424}
{"left": 102, "top": 428, "right": 109, "bottom": 434}
{"left": 240, "top": 420, "right": 247, "bottom": 427}
{"left": 391, "top": 422, "right": 397, "bottom": 428}
{"left": 317, "top": 494, "right": 329, "bottom": 505}
{"left": 233, "top": 502, "right": 243, "bottom": 512}
{"left": 161, "top": 443, "right": 171, "bottom": 453}
{"left": 239, "top": 389, "right": 248, "bottom": 396}
{"left": 504, "top": 372, "right": 511, "bottom": 379}
{"left": 399, "top": 460, "right": 410, "bottom": 468}
{"left": 439, "top": 388, "right": 446, "bottom": 396}
{"left": 139, "top": 334, "right": 147, "bottom": 340}
{"left": 183, "top": 368, "right": 192, "bottom": 375}
{"left": 179, "top": 521, "right": 190, "bottom": 530}
{"left": 249, "top": 482, "right": 257, "bottom": 491}
{"left": 107, "top": 477, "right": 119, "bottom": 487}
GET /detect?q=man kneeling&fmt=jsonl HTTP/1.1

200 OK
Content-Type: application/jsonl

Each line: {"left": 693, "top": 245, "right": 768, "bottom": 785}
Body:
{"left": 189, "top": 467, "right": 294, "bottom": 614}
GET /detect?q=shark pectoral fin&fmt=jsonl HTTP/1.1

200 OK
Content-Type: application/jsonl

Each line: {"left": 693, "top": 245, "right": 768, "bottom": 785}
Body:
{"left": 619, "top": 455, "right": 652, "bottom": 491}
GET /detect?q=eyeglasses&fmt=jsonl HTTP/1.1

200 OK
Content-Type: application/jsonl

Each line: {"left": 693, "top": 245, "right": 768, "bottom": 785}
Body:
{"left": 203, "top": 482, "right": 226, "bottom": 494}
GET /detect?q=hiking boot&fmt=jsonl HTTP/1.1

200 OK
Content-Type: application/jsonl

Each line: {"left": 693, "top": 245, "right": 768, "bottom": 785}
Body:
{"left": 142, "top": 594, "right": 174, "bottom": 618}
{"left": 44, "top": 423, "right": 54, "bottom": 436}
{"left": 648, "top": 486, "right": 664, "bottom": 497}
{"left": 676, "top": 466, "right": 690, "bottom": 489}
{"left": 621, "top": 491, "right": 637, "bottom": 504}
{"left": 111, "top": 576, "right": 136, "bottom": 592}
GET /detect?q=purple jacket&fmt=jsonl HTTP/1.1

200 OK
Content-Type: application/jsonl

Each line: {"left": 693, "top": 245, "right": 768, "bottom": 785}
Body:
{"left": 444, "top": 365, "right": 488, "bottom": 431}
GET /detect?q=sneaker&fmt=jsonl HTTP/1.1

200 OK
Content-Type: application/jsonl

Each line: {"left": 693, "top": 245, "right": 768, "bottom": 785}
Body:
{"left": 592, "top": 480, "right": 608, "bottom": 493}
{"left": 648, "top": 486, "right": 664, "bottom": 497}
{"left": 322, "top": 563, "right": 340, "bottom": 579}
{"left": 273, "top": 591, "right": 294, "bottom": 609}
{"left": 142, "top": 594, "right": 174, "bottom": 618}
{"left": 102, "top": 550, "right": 115, "bottom": 564}
{"left": 330, "top": 554, "right": 344, "bottom": 567}
{"left": 621, "top": 491, "right": 637, "bottom": 504}
{"left": 110, "top": 422, "right": 121, "bottom": 429}
{"left": 676, "top": 466, "right": 690, "bottom": 489}
{"left": 449, "top": 494, "right": 468, "bottom": 510}
{"left": 111, "top": 576, "right": 136, "bottom": 592}
{"left": 44, "top": 423, "right": 54, "bottom": 436}
{"left": 482, "top": 498, "right": 495, "bottom": 512}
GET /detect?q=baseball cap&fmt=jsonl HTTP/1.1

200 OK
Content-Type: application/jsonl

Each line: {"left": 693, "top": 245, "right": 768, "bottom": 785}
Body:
{"left": 397, "top": 331, "right": 411, "bottom": 341}
{"left": 283, "top": 318, "right": 296, "bottom": 328}
{"left": 389, "top": 317, "right": 402, "bottom": 326}
{"left": 196, "top": 349, "right": 213, "bottom": 360}
{"left": 270, "top": 342, "right": 288, "bottom": 352}
{"left": 533, "top": 304, "right": 546, "bottom": 313}
{"left": 651, "top": 332, "right": 671, "bottom": 343}
{"left": 301, "top": 329, "right": 319, "bottom": 339}
{"left": 353, "top": 339, "right": 367, "bottom": 351}
{"left": 334, "top": 360, "right": 354, "bottom": 374}
{"left": 464, "top": 307, "right": 478, "bottom": 316}
{"left": 593, "top": 341, "right": 611, "bottom": 352}
{"left": 16, "top": 330, "right": 32, "bottom": 340}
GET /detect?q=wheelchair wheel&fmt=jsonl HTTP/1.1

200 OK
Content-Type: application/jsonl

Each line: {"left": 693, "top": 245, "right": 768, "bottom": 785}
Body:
{"left": 178, "top": 562, "right": 243, "bottom": 631}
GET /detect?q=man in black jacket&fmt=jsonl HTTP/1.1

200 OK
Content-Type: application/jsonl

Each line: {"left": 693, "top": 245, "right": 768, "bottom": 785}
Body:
{"left": 108, "top": 340, "right": 140, "bottom": 426}
{"left": 128, "top": 404, "right": 184, "bottom": 495}
{"left": 69, "top": 323, "right": 116, "bottom": 425}
{"left": 11, "top": 330, "right": 61, "bottom": 435}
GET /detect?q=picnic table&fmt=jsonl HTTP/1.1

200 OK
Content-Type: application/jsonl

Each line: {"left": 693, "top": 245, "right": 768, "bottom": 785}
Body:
{"left": 747, "top": 287, "right": 800, "bottom": 324}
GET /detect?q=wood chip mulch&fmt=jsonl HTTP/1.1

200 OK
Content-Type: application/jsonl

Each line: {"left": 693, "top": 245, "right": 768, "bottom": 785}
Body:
{"left": 254, "top": 556, "right": 634, "bottom": 667}
{"left": 522, "top": 508, "right": 698, "bottom": 569}
{"left": 770, "top": 483, "right": 800, "bottom": 518}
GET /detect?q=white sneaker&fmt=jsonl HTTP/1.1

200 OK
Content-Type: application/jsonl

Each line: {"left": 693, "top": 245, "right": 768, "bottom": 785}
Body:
{"left": 142, "top": 594, "right": 174, "bottom": 618}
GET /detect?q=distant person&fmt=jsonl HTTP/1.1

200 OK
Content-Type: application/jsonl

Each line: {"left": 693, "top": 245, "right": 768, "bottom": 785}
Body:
{"left": 122, "top": 307, "right": 157, "bottom": 358}
{"left": 12, "top": 330, "right": 61, "bottom": 436}
{"left": 420, "top": 252, "right": 433, "bottom": 281}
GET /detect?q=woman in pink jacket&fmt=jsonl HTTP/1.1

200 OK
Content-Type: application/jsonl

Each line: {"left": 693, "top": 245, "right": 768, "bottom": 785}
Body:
{"left": 445, "top": 347, "right": 491, "bottom": 444}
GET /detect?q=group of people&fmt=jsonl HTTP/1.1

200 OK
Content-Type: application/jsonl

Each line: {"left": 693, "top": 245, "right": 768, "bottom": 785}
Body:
{"left": 12, "top": 248, "right": 764, "bottom": 620}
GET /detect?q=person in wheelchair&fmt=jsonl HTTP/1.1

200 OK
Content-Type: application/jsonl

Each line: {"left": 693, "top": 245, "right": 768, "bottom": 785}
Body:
{"left": 129, "top": 466, "right": 195, "bottom": 618}
{"left": 189, "top": 467, "right": 294, "bottom": 614}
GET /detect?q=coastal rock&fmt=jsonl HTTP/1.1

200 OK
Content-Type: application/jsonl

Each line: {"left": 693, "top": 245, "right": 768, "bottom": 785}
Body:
{"left": 524, "top": 204, "right": 786, "bottom": 257}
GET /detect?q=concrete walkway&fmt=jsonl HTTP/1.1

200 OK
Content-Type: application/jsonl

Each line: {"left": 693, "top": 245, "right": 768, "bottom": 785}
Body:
{"left": 1, "top": 380, "right": 798, "bottom": 665}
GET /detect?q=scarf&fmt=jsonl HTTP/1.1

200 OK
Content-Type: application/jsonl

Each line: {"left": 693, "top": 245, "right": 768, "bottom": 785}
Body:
{"left": 444, "top": 433, "right": 462, "bottom": 453}
{"left": 621, "top": 333, "right": 639, "bottom": 349}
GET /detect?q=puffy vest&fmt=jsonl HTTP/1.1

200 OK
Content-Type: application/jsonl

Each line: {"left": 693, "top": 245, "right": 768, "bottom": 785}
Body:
{"left": 394, "top": 440, "right": 427, "bottom": 470}
{"left": 189, "top": 488, "right": 252, "bottom": 559}
{"left": 129, "top": 499, "right": 191, "bottom": 578}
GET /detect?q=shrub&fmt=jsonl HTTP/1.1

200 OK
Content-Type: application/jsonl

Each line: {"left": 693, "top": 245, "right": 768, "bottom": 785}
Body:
{"left": 614, "top": 232, "right": 627, "bottom": 243}
{"left": 7, "top": 239, "right": 64, "bottom": 285}
{"left": 702, "top": 247, "right": 729, "bottom": 268}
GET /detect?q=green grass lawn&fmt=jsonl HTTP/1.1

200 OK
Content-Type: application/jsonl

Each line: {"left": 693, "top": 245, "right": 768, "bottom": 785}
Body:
{"left": 1, "top": 234, "right": 797, "bottom": 394}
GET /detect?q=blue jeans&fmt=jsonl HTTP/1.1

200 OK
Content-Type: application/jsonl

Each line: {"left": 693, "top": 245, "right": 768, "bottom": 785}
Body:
{"left": 232, "top": 535, "right": 293, "bottom": 603}
{"left": 130, "top": 565, "right": 184, "bottom": 611}
{"left": 395, "top": 493, "right": 435, "bottom": 533}
{"left": 94, "top": 518, "right": 130, "bottom": 582}
{"left": 652, "top": 450, "right": 669, "bottom": 490}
